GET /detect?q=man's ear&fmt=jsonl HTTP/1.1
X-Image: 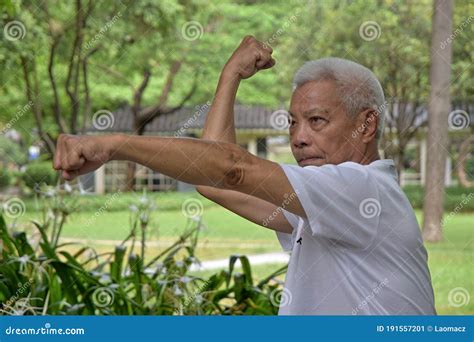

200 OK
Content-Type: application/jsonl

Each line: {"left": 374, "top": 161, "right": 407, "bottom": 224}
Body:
{"left": 360, "top": 108, "right": 379, "bottom": 143}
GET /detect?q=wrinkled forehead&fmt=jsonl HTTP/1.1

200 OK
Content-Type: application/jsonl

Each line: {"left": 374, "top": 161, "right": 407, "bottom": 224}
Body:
{"left": 289, "top": 80, "right": 343, "bottom": 117}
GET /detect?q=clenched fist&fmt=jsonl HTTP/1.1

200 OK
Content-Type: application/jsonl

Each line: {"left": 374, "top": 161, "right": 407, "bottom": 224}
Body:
{"left": 223, "top": 35, "right": 275, "bottom": 80}
{"left": 53, "top": 134, "right": 118, "bottom": 181}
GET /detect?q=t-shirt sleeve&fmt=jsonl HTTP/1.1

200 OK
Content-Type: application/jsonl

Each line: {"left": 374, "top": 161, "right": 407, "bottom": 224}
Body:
{"left": 279, "top": 163, "right": 380, "bottom": 249}
{"left": 275, "top": 208, "right": 302, "bottom": 252}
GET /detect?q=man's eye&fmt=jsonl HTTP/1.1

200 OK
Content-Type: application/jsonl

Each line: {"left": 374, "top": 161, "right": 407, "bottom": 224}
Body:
{"left": 289, "top": 119, "right": 296, "bottom": 127}
{"left": 310, "top": 116, "right": 325, "bottom": 124}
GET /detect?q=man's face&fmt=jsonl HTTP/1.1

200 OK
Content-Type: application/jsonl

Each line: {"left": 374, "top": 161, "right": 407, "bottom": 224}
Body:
{"left": 288, "top": 80, "right": 361, "bottom": 167}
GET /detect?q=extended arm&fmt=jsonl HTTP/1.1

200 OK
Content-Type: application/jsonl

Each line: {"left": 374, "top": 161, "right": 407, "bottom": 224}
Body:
{"left": 53, "top": 133, "right": 305, "bottom": 223}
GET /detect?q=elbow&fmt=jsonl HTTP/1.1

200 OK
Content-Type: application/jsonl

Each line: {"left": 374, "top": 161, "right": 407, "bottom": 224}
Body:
{"left": 196, "top": 185, "right": 210, "bottom": 198}
{"left": 220, "top": 144, "right": 253, "bottom": 191}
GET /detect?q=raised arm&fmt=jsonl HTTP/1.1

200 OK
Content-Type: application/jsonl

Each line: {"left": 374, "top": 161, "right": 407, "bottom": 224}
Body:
{"left": 196, "top": 36, "right": 293, "bottom": 233}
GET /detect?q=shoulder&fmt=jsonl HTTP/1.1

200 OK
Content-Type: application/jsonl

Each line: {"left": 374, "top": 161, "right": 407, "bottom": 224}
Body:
{"left": 281, "top": 161, "right": 372, "bottom": 188}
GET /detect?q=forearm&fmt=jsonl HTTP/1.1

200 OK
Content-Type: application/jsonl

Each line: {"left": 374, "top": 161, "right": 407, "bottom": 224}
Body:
{"left": 202, "top": 69, "right": 240, "bottom": 142}
{"left": 109, "top": 134, "right": 244, "bottom": 188}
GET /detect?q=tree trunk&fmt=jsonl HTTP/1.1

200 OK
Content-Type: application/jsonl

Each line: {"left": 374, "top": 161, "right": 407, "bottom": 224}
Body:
{"left": 396, "top": 148, "right": 405, "bottom": 185}
{"left": 422, "top": 0, "right": 453, "bottom": 242}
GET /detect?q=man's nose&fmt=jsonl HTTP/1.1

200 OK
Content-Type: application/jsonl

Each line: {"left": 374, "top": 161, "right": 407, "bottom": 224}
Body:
{"left": 291, "top": 124, "right": 312, "bottom": 149}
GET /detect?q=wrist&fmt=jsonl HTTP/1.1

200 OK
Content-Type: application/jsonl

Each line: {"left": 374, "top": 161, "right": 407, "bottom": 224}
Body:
{"left": 221, "top": 64, "right": 243, "bottom": 83}
{"left": 106, "top": 134, "right": 127, "bottom": 161}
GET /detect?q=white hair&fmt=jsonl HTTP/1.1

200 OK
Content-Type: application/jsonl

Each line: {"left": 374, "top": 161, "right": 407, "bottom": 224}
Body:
{"left": 293, "top": 57, "right": 386, "bottom": 140}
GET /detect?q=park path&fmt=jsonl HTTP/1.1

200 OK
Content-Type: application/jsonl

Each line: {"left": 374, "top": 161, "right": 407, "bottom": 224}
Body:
{"left": 60, "top": 237, "right": 289, "bottom": 271}
{"left": 189, "top": 252, "right": 289, "bottom": 271}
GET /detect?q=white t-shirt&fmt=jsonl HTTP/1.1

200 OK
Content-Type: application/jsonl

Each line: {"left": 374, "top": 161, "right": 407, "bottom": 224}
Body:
{"left": 276, "top": 159, "right": 436, "bottom": 315}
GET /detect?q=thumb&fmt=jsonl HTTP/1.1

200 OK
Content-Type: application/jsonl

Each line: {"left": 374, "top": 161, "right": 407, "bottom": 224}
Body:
{"left": 260, "top": 58, "right": 276, "bottom": 70}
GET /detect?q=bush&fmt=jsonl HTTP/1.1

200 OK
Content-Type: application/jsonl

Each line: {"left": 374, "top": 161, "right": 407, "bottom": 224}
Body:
{"left": 0, "top": 136, "right": 27, "bottom": 167}
{"left": 403, "top": 185, "right": 474, "bottom": 212}
{"left": 21, "top": 161, "right": 58, "bottom": 190}
{"left": 0, "top": 169, "right": 11, "bottom": 188}
{"left": 0, "top": 186, "right": 285, "bottom": 315}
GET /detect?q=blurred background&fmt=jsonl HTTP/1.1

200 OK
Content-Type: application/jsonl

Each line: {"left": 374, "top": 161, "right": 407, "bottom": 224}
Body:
{"left": 0, "top": 0, "right": 472, "bottom": 315}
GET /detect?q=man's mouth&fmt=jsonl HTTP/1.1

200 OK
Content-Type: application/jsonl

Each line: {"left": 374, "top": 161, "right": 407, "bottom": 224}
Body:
{"left": 298, "top": 156, "right": 324, "bottom": 166}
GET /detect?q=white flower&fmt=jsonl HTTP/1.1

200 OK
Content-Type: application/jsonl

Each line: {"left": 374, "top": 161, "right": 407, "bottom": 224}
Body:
{"left": 173, "top": 285, "right": 183, "bottom": 296}
{"left": 179, "top": 276, "right": 193, "bottom": 283}
{"left": 64, "top": 182, "right": 73, "bottom": 193}
{"left": 44, "top": 189, "right": 56, "bottom": 197}
{"left": 195, "top": 294, "right": 203, "bottom": 304}
{"left": 99, "top": 274, "right": 111, "bottom": 283}
{"left": 18, "top": 255, "right": 30, "bottom": 265}
{"left": 139, "top": 213, "right": 149, "bottom": 224}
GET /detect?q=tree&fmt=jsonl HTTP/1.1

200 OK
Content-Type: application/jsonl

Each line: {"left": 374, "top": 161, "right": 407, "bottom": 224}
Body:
{"left": 422, "top": 0, "right": 454, "bottom": 242}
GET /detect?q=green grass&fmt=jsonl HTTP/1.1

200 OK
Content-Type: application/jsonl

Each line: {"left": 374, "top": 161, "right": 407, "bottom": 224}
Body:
{"left": 420, "top": 214, "right": 473, "bottom": 315}
{"left": 5, "top": 191, "right": 473, "bottom": 315}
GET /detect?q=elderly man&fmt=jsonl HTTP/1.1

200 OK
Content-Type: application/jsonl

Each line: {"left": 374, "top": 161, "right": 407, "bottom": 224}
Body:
{"left": 54, "top": 36, "right": 436, "bottom": 315}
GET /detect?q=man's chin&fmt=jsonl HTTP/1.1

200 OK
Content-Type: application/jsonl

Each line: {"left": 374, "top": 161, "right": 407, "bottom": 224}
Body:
{"left": 298, "top": 157, "right": 326, "bottom": 167}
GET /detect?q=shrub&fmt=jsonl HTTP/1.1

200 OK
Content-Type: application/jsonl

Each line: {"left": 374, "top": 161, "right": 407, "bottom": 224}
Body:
{"left": 0, "top": 169, "right": 11, "bottom": 188}
{"left": 403, "top": 185, "right": 474, "bottom": 212}
{"left": 21, "top": 161, "right": 58, "bottom": 190}
{"left": 0, "top": 185, "right": 285, "bottom": 315}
